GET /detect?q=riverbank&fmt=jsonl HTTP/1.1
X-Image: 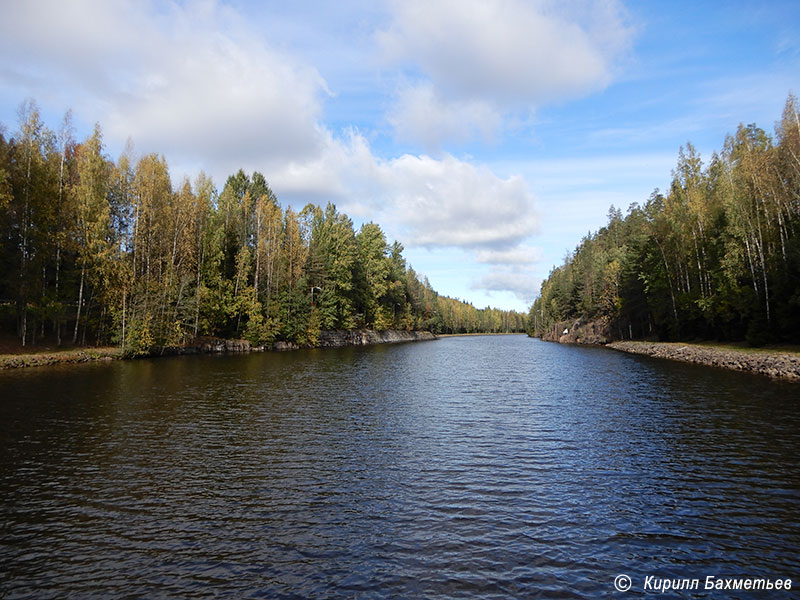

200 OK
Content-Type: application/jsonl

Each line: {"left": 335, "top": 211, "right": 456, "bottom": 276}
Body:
{"left": 0, "top": 330, "right": 437, "bottom": 370}
{"left": 0, "top": 347, "right": 125, "bottom": 369}
{"left": 607, "top": 340, "right": 800, "bottom": 381}
{"left": 534, "top": 318, "right": 800, "bottom": 381}
{"left": 272, "top": 329, "right": 437, "bottom": 351}
{"left": 437, "top": 332, "right": 524, "bottom": 337}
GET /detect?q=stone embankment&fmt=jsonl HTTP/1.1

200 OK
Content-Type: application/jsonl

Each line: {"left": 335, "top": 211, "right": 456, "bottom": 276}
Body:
{"left": 320, "top": 329, "right": 436, "bottom": 347}
{"left": 536, "top": 318, "right": 800, "bottom": 381}
{"left": 160, "top": 338, "right": 255, "bottom": 355}
{"left": 273, "top": 329, "right": 436, "bottom": 351}
{"left": 608, "top": 341, "right": 800, "bottom": 381}
{"left": 165, "top": 330, "right": 437, "bottom": 354}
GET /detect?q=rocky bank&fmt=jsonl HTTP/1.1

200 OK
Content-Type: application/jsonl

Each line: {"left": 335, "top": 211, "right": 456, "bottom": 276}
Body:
{"left": 160, "top": 330, "right": 437, "bottom": 354}
{"left": 537, "top": 319, "right": 800, "bottom": 381}
{"left": 607, "top": 341, "right": 800, "bottom": 381}
{"left": 162, "top": 330, "right": 436, "bottom": 354}
{"left": 273, "top": 329, "right": 437, "bottom": 351}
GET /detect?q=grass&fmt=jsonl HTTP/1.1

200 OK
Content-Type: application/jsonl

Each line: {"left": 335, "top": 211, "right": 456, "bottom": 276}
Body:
{"left": 0, "top": 346, "right": 124, "bottom": 369}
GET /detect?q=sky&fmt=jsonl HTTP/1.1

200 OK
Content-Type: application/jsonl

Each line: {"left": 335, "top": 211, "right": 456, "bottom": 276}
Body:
{"left": 1, "top": 0, "right": 798, "bottom": 312}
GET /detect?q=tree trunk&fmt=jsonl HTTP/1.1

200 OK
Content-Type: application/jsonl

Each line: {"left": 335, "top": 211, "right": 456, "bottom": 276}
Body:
{"left": 20, "top": 137, "right": 33, "bottom": 347}
{"left": 55, "top": 246, "right": 61, "bottom": 346}
{"left": 122, "top": 289, "right": 127, "bottom": 349}
{"left": 73, "top": 264, "right": 85, "bottom": 345}
{"left": 655, "top": 238, "right": 679, "bottom": 327}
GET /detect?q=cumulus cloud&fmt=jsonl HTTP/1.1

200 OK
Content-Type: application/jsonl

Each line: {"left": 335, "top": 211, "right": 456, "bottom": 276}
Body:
{"left": 377, "top": 0, "right": 632, "bottom": 146}
{"left": 268, "top": 129, "right": 377, "bottom": 204}
{"left": 378, "top": 0, "right": 620, "bottom": 101}
{"left": 388, "top": 82, "right": 502, "bottom": 151}
{"left": 106, "top": 34, "right": 327, "bottom": 166}
{"left": 0, "top": 1, "right": 145, "bottom": 93}
{"left": 377, "top": 154, "right": 539, "bottom": 248}
{"left": 1, "top": 0, "right": 330, "bottom": 172}
{"left": 270, "top": 131, "right": 540, "bottom": 252}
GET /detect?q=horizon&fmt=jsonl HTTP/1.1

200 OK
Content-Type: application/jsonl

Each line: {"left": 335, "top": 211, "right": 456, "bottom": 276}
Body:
{"left": 1, "top": 0, "right": 798, "bottom": 312}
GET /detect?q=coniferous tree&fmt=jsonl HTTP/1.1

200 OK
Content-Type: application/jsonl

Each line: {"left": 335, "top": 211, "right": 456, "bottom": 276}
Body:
{"left": 0, "top": 99, "right": 528, "bottom": 350}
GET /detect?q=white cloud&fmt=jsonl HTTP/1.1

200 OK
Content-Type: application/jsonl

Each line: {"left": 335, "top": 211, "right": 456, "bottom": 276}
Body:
{"left": 269, "top": 131, "right": 540, "bottom": 252}
{"left": 1, "top": 0, "right": 331, "bottom": 175}
{"left": 378, "top": 0, "right": 633, "bottom": 145}
{"left": 388, "top": 82, "right": 502, "bottom": 150}
{"left": 378, "top": 153, "right": 539, "bottom": 249}
{"left": 268, "top": 128, "right": 377, "bottom": 204}
{"left": 111, "top": 36, "right": 326, "bottom": 162}
{"left": 476, "top": 245, "right": 542, "bottom": 264}
{"left": 473, "top": 267, "right": 542, "bottom": 303}
{"left": 0, "top": 2, "right": 145, "bottom": 92}
{"left": 378, "top": 0, "right": 621, "bottom": 101}
{"left": 472, "top": 244, "right": 543, "bottom": 304}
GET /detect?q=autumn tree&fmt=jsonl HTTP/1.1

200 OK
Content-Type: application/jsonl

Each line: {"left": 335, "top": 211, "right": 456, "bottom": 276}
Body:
{"left": 70, "top": 124, "right": 113, "bottom": 344}
{"left": 0, "top": 101, "right": 528, "bottom": 349}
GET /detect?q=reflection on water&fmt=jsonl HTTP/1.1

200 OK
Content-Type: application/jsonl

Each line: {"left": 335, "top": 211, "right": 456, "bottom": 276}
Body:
{"left": 1, "top": 336, "right": 798, "bottom": 598}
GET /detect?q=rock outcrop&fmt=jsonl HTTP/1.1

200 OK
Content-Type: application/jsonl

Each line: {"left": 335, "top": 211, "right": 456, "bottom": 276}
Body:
{"left": 159, "top": 338, "right": 256, "bottom": 355}
{"left": 540, "top": 318, "right": 612, "bottom": 345}
{"left": 180, "top": 331, "right": 436, "bottom": 354}
{"left": 199, "top": 338, "right": 253, "bottom": 353}
{"left": 315, "top": 329, "right": 437, "bottom": 348}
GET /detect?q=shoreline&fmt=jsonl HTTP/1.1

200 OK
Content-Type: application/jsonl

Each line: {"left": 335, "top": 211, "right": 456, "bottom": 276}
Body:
{"left": 607, "top": 340, "right": 800, "bottom": 381}
{"left": 437, "top": 332, "right": 524, "bottom": 337}
{"left": 0, "top": 330, "right": 437, "bottom": 371}
{"left": 533, "top": 318, "right": 800, "bottom": 381}
{"left": 0, "top": 347, "right": 125, "bottom": 370}
{"left": 7, "top": 333, "right": 798, "bottom": 381}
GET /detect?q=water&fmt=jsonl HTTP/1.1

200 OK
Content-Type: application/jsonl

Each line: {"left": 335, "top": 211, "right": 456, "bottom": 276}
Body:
{"left": 1, "top": 335, "right": 798, "bottom": 598}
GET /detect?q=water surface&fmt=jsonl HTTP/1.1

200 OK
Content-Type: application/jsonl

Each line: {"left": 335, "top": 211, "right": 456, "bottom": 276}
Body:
{"left": 1, "top": 336, "right": 798, "bottom": 598}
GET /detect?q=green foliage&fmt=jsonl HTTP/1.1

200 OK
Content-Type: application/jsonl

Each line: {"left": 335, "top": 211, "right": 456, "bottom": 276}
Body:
{"left": 123, "top": 314, "right": 154, "bottom": 357}
{"left": 0, "top": 98, "right": 527, "bottom": 349}
{"left": 529, "top": 94, "right": 800, "bottom": 345}
{"left": 241, "top": 287, "right": 278, "bottom": 346}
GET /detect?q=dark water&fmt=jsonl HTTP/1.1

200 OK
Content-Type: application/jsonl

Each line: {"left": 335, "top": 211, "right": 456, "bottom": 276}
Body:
{"left": 1, "top": 336, "right": 798, "bottom": 598}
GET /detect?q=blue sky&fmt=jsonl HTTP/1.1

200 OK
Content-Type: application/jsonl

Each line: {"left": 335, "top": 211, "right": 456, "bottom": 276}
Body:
{"left": 1, "top": 1, "right": 798, "bottom": 312}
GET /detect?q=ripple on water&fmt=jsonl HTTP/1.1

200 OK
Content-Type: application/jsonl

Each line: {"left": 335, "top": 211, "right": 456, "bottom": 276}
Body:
{"left": 1, "top": 336, "right": 798, "bottom": 598}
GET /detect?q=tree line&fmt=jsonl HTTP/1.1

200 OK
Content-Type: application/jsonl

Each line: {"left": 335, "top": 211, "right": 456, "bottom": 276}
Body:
{"left": 0, "top": 100, "right": 526, "bottom": 354}
{"left": 528, "top": 94, "right": 800, "bottom": 346}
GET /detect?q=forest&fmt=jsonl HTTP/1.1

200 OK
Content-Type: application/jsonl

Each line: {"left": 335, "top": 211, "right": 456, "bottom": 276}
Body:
{"left": 528, "top": 94, "right": 800, "bottom": 346}
{"left": 0, "top": 100, "right": 526, "bottom": 355}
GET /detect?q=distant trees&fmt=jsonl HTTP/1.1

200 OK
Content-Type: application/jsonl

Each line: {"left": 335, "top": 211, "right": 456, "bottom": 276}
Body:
{"left": 529, "top": 94, "right": 800, "bottom": 345}
{"left": 0, "top": 99, "right": 526, "bottom": 353}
